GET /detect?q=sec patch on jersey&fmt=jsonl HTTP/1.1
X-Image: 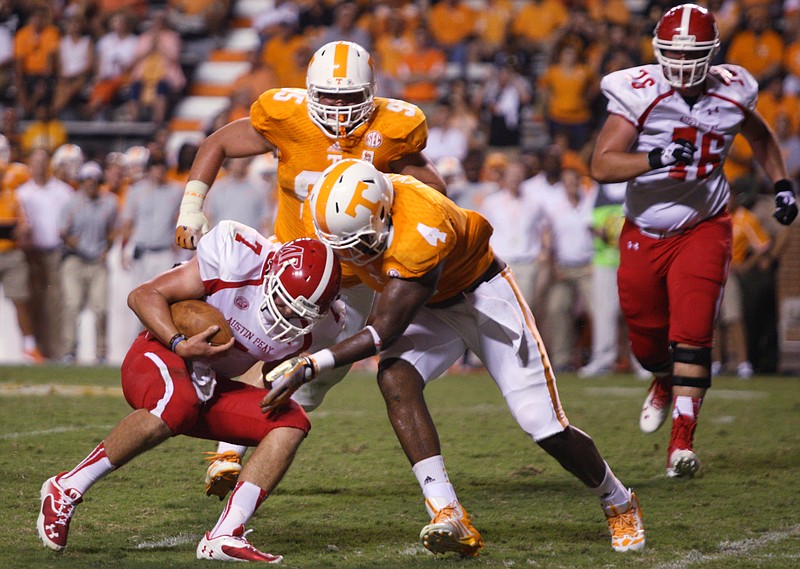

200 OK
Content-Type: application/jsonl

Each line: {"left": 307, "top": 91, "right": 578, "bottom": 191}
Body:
{"left": 169, "top": 300, "right": 233, "bottom": 345}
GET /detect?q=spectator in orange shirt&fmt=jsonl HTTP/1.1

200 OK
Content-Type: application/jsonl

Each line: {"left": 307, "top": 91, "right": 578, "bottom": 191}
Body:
{"left": 373, "top": 10, "right": 415, "bottom": 98}
{"left": 712, "top": 187, "right": 772, "bottom": 379}
{"left": 13, "top": 4, "right": 60, "bottom": 119}
{"left": 396, "top": 26, "right": 447, "bottom": 110}
{"left": 426, "top": 0, "right": 476, "bottom": 69}
{"left": 229, "top": 49, "right": 279, "bottom": 107}
{"left": 125, "top": 10, "right": 186, "bottom": 125}
{"left": 725, "top": 5, "right": 783, "bottom": 83}
{"left": 538, "top": 41, "right": 598, "bottom": 152}
{"left": 511, "top": 0, "right": 568, "bottom": 68}
{"left": 756, "top": 74, "right": 800, "bottom": 136}
{"left": 784, "top": 21, "right": 800, "bottom": 95}
{"left": 473, "top": 0, "right": 513, "bottom": 63}
{"left": 166, "top": 142, "right": 199, "bottom": 185}
{"left": 260, "top": 13, "right": 311, "bottom": 89}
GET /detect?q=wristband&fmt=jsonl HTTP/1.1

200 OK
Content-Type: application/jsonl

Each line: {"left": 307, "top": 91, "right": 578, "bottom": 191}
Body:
{"left": 647, "top": 148, "right": 662, "bottom": 169}
{"left": 364, "top": 325, "right": 383, "bottom": 353}
{"left": 185, "top": 179, "right": 210, "bottom": 199}
{"left": 775, "top": 179, "right": 794, "bottom": 193}
{"left": 308, "top": 349, "right": 335, "bottom": 375}
{"left": 169, "top": 333, "right": 187, "bottom": 352}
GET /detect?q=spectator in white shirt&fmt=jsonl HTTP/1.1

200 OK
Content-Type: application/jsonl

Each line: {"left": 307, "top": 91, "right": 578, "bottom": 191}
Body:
{"left": 540, "top": 168, "right": 596, "bottom": 371}
{"left": 16, "top": 148, "right": 74, "bottom": 359}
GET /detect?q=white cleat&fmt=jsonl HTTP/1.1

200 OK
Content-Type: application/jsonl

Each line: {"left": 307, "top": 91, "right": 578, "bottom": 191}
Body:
{"left": 666, "top": 448, "right": 700, "bottom": 478}
{"left": 197, "top": 525, "right": 282, "bottom": 563}
{"left": 640, "top": 378, "right": 672, "bottom": 433}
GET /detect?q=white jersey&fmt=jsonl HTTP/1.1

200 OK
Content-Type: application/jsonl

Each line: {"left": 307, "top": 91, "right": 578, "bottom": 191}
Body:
{"left": 196, "top": 220, "right": 344, "bottom": 379}
{"left": 601, "top": 64, "right": 758, "bottom": 233}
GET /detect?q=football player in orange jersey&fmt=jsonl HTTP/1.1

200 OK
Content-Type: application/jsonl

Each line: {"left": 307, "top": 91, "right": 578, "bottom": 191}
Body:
{"left": 262, "top": 159, "right": 646, "bottom": 556}
{"left": 176, "top": 41, "right": 446, "bottom": 497}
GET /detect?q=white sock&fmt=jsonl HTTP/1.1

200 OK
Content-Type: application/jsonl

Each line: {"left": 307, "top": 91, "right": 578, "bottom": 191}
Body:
{"left": 58, "top": 442, "right": 115, "bottom": 496}
{"left": 673, "top": 395, "right": 702, "bottom": 419}
{"left": 590, "top": 461, "right": 631, "bottom": 514}
{"left": 22, "top": 335, "right": 37, "bottom": 351}
{"left": 217, "top": 441, "right": 248, "bottom": 458}
{"left": 412, "top": 455, "right": 458, "bottom": 516}
{"left": 210, "top": 481, "right": 266, "bottom": 538}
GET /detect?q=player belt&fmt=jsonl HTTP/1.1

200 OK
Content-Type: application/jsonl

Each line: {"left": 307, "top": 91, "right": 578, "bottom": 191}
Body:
{"left": 427, "top": 257, "right": 506, "bottom": 309}
{"left": 638, "top": 226, "right": 688, "bottom": 239}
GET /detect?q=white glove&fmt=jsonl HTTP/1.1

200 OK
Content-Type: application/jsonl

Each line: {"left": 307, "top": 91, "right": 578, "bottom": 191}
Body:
{"left": 260, "top": 357, "right": 316, "bottom": 412}
{"left": 773, "top": 180, "right": 798, "bottom": 225}
{"left": 647, "top": 139, "right": 697, "bottom": 169}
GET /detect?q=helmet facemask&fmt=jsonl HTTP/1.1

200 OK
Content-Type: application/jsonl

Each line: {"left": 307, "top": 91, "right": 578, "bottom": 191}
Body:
{"left": 260, "top": 260, "right": 324, "bottom": 343}
{"left": 652, "top": 4, "right": 720, "bottom": 89}
{"left": 258, "top": 239, "right": 342, "bottom": 343}
{"left": 653, "top": 40, "right": 719, "bottom": 89}
{"left": 306, "top": 41, "right": 376, "bottom": 139}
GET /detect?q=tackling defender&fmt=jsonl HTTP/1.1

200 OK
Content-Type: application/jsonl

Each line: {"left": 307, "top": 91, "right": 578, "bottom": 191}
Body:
{"left": 174, "top": 41, "right": 445, "bottom": 496}
{"left": 37, "top": 222, "right": 342, "bottom": 562}
{"left": 262, "top": 159, "right": 646, "bottom": 555}
{"left": 591, "top": 4, "right": 796, "bottom": 477}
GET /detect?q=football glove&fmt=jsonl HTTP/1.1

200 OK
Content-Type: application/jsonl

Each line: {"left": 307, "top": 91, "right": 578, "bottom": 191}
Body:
{"left": 773, "top": 180, "right": 798, "bottom": 226}
{"left": 260, "top": 357, "right": 317, "bottom": 412}
{"left": 648, "top": 138, "right": 697, "bottom": 169}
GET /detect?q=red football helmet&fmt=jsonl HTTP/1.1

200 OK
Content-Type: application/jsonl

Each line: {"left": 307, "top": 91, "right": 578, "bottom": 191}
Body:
{"left": 260, "top": 238, "right": 342, "bottom": 342}
{"left": 652, "top": 3, "right": 720, "bottom": 89}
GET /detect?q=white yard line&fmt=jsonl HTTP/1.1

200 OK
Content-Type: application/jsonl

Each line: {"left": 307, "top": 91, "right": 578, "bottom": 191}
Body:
{"left": 0, "top": 424, "right": 113, "bottom": 440}
{"left": 654, "top": 525, "right": 800, "bottom": 569}
{"left": 134, "top": 533, "right": 202, "bottom": 549}
{"left": 584, "top": 387, "right": 769, "bottom": 400}
{"left": 0, "top": 383, "right": 123, "bottom": 397}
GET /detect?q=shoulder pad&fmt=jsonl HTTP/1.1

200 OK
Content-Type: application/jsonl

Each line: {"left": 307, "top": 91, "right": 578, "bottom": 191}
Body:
{"left": 706, "top": 65, "right": 758, "bottom": 111}
{"left": 601, "top": 65, "right": 671, "bottom": 126}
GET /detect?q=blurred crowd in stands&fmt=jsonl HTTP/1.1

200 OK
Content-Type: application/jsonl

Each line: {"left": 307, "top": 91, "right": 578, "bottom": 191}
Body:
{"left": 0, "top": 0, "right": 798, "bottom": 374}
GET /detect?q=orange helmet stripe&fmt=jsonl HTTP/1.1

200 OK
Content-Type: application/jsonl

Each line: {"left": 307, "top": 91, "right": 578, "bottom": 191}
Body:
{"left": 314, "top": 160, "right": 354, "bottom": 234}
{"left": 332, "top": 42, "right": 349, "bottom": 79}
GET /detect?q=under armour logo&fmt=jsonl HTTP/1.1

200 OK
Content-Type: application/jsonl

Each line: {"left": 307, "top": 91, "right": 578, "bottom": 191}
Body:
{"left": 46, "top": 523, "right": 59, "bottom": 538}
{"left": 626, "top": 241, "right": 640, "bottom": 251}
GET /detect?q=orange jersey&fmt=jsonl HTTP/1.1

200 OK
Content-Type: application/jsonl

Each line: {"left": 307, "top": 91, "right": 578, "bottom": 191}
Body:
{"left": 250, "top": 88, "right": 428, "bottom": 244}
{"left": 305, "top": 174, "right": 495, "bottom": 305}
{"left": 0, "top": 189, "right": 22, "bottom": 252}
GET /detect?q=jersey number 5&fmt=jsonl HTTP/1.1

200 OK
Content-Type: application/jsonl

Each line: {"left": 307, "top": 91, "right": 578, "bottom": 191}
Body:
{"left": 669, "top": 127, "right": 723, "bottom": 180}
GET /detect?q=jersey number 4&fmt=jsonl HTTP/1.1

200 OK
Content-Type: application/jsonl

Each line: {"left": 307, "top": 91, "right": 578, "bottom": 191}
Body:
{"left": 669, "top": 126, "right": 723, "bottom": 180}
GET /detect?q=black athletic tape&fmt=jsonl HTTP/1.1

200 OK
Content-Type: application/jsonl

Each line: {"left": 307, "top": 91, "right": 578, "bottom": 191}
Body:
{"left": 671, "top": 343, "right": 712, "bottom": 367}
{"left": 672, "top": 374, "right": 711, "bottom": 389}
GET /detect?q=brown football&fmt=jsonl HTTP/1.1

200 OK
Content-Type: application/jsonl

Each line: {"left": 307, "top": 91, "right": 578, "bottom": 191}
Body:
{"left": 169, "top": 300, "right": 233, "bottom": 346}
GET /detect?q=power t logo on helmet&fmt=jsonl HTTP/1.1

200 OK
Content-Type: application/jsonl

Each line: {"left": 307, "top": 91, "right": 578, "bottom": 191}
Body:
{"left": 309, "top": 159, "right": 393, "bottom": 266}
{"left": 306, "top": 41, "right": 376, "bottom": 138}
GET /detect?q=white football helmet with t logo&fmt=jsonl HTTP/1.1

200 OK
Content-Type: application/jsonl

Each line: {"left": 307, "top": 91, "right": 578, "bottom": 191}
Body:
{"left": 309, "top": 159, "right": 394, "bottom": 265}
{"left": 306, "top": 41, "right": 376, "bottom": 138}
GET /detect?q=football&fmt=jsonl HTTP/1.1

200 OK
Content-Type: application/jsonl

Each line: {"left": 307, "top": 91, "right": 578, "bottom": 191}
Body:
{"left": 169, "top": 299, "right": 233, "bottom": 346}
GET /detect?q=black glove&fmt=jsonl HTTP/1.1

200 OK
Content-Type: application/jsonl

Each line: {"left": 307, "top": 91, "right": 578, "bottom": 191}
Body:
{"left": 648, "top": 139, "right": 697, "bottom": 169}
{"left": 773, "top": 179, "right": 798, "bottom": 226}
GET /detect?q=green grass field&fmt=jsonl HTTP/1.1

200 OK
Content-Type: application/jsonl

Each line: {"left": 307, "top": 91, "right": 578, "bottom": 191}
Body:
{"left": 2, "top": 364, "right": 799, "bottom": 568}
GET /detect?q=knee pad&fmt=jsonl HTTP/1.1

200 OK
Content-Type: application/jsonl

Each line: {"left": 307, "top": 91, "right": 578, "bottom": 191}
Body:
{"left": 671, "top": 343, "right": 712, "bottom": 367}
{"left": 671, "top": 343, "right": 712, "bottom": 389}
{"left": 641, "top": 359, "right": 672, "bottom": 374}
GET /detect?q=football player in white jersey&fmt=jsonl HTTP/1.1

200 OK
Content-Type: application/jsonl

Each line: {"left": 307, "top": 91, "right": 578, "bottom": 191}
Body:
{"left": 174, "top": 41, "right": 446, "bottom": 498}
{"left": 37, "top": 221, "right": 343, "bottom": 563}
{"left": 591, "top": 3, "right": 797, "bottom": 478}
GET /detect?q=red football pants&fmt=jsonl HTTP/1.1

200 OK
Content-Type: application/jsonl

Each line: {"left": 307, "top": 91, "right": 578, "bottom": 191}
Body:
{"left": 121, "top": 333, "right": 310, "bottom": 446}
{"left": 618, "top": 212, "right": 732, "bottom": 368}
